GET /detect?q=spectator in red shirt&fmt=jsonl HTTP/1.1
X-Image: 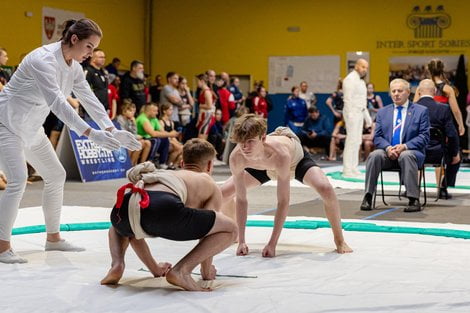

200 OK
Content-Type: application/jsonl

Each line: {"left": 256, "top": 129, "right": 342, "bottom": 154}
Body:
{"left": 253, "top": 86, "right": 268, "bottom": 119}
{"left": 216, "top": 78, "right": 235, "bottom": 126}
{"left": 108, "top": 74, "right": 119, "bottom": 119}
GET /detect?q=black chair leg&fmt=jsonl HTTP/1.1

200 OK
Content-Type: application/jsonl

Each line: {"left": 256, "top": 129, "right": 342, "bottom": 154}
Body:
{"left": 421, "top": 167, "right": 427, "bottom": 206}
{"left": 380, "top": 170, "right": 388, "bottom": 206}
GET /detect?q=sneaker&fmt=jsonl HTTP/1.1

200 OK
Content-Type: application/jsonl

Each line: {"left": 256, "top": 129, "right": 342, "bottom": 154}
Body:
{"left": 158, "top": 164, "right": 168, "bottom": 170}
{"left": 45, "top": 240, "right": 85, "bottom": 252}
{"left": 0, "top": 249, "right": 28, "bottom": 264}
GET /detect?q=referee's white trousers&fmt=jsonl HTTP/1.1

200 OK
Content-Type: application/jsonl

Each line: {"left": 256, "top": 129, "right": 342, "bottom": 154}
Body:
{"left": 0, "top": 123, "right": 66, "bottom": 241}
{"left": 342, "top": 111, "right": 364, "bottom": 176}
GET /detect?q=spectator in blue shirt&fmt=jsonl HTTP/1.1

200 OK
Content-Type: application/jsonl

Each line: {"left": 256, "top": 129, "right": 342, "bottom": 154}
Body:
{"left": 228, "top": 77, "right": 245, "bottom": 113}
{"left": 285, "top": 86, "right": 308, "bottom": 135}
{"left": 299, "top": 106, "right": 333, "bottom": 156}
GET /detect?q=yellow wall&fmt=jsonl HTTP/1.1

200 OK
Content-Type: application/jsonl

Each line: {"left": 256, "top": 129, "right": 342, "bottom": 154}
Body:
{"left": 0, "top": 0, "right": 146, "bottom": 71}
{"left": 152, "top": 0, "right": 470, "bottom": 91}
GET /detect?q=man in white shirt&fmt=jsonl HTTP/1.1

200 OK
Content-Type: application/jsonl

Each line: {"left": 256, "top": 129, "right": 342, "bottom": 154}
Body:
{"left": 342, "top": 59, "right": 371, "bottom": 177}
{"left": 299, "top": 81, "right": 317, "bottom": 108}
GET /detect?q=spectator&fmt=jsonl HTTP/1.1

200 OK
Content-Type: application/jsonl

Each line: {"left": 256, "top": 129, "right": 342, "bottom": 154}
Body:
{"left": 107, "top": 74, "right": 119, "bottom": 119}
{"left": 325, "top": 79, "right": 344, "bottom": 123}
{"left": 105, "top": 57, "right": 120, "bottom": 76}
{"left": 0, "top": 47, "right": 10, "bottom": 91}
{"left": 195, "top": 73, "right": 216, "bottom": 140}
{"left": 177, "top": 76, "right": 194, "bottom": 127}
{"left": 299, "top": 81, "right": 317, "bottom": 108}
{"left": 220, "top": 72, "right": 230, "bottom": 86}
{"left": 136, "top": 103, "right": 178, "bottom": 169}
{"left": 416, "top": 79, "right": 460, "bottom": 199}
{"left": 361, "top": 122, "right": 375, "bottom": 161}
{"left": 299, "top": 106, "right": 332, "bottom": 156}
{"left": 216, "top": 78, "right": 235, "bottom": 125}
{"left": 361, "top": 79, "right": 429, "bottom": 212}
{"left": 84, "top": 49, "right": 108, "bottom": 111}
{"left": 160, "top": 102, "right": 183, "bottom": 169}
{"left": 285, "top": 85, "right": 308, "bottom": 135}
{"left": 328, "top": 119, "right": 347, "bottom": 161}
{"left": 120, "top": 60, "right": 146, "bottom": 114}
{"left": 229, "top": 76, "right": 245, "bottom": 111}
{"left": 416, "top": 58, "right": 465, "bottom": 136}
{"left": 206, "top": 69, "right": 218, "bottom": 94}
{"left": 367, "top": 82, "right": 383, "bottom": 121}
{"left": 160, "top": 72, "right": 184, "bottom": 128}
{"left": 116, "top": 100, "right": 151, "bottom": 165}
{"left": 252, "top": 86, "right": 268, "bottom": 119}
{"left": 149, "top": 74, "right": 164, "bottom": 103}
{"left": 43, "top": 96, "right": 80, "bottom": 149}
{"left": 208, "top": 109, "right": 226, "bottom": 160}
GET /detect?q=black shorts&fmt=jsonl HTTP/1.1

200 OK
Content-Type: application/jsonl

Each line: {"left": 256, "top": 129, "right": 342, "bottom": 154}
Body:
{"left": 245, "top": 150, "right": 318, "bottom": 184}
{"left": 110, "top": 190, "right": 216, "bottom": 241}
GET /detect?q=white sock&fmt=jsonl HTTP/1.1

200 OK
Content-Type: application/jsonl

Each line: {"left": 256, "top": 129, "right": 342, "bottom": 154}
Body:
{"left": 0, "top": 249, "right": 28, "bottom": 264}
{"left": 45, "top": 239, "right": 85, "bottom": 252}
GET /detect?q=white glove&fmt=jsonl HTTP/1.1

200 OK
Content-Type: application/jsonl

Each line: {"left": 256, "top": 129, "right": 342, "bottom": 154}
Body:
{"left": 111, "top": 129, "right": 142, "bottom": 151}
{"left": 88, "top": 129, "right": 121, "bottom": 151}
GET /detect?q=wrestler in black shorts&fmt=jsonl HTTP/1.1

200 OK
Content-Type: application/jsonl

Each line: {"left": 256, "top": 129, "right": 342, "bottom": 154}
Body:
{"left": 245, "top": 150, "right": 319, "bottom": 184}
{"left": 111, "top": 191, "right": 216, "bottom": 241}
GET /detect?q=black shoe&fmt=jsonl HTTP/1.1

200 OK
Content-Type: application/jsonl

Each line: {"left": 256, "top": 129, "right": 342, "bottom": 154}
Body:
{"left": 439, "top": 188, "right": 452, "bottom": 200}
{"left": 404, "top": 198, "right": 422, "bottom": 212}
{"left": 360, "top": 194, "right": 372, "bottom": 211}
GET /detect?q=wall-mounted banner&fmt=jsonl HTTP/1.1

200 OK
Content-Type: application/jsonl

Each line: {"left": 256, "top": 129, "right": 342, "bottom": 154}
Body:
{"left": 376, "top": 5, "right": 469, "bottom": 54}
{"left": 69, "top": 120, "right": 131, "bottom": 182}
{"left": 42, "top": 7, "right": 85, "bottom": 45}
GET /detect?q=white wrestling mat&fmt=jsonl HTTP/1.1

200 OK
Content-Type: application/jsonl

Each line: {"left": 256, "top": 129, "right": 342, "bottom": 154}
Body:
{"left": 2, "top": 206, "right": 470, "bottom": 313}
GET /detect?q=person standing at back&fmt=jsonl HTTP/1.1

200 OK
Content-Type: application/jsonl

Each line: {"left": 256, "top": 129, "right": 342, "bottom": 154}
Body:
{"left": 84, "top": 49, "right": 109, "bottom": 113}
{"left": 342, "top": 59, "right": 371, "bottom": 177}
{"left": 413, "top": 59, "right": 465, "bottom": 136}
{"left": 120, "top": 60, "right": 146, "bottom": 115}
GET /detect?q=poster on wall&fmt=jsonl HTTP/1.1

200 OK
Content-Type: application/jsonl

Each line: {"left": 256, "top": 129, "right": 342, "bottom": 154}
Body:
{"left": 268, "top": 56, "right": 340, "bottom": 94}
{"left": 68, "top": 120, "right": 132, "bottom": 183}
{"left": 389, "top": 55, "right": 462, "bottom": 93}
{"left": 42, "top": 7, "right": 85, "bottom": 45}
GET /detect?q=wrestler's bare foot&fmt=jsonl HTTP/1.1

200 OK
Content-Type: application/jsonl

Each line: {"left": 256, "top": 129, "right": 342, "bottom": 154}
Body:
{"left": 101, "top": 263, "right": 125, "bottom": 285}
{"left": 335, "top": 241, "right": 353, "bottom": 254}
{"left": 166, "top": 268, "right": 211, "bottom": 292}
{"left": 150, "top": 262, "right": 172, "bottom": 277}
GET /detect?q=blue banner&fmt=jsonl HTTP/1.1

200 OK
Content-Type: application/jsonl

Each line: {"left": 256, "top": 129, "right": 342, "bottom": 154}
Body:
{"left": 68, "top": 120, "right": 132, "bottom": 182}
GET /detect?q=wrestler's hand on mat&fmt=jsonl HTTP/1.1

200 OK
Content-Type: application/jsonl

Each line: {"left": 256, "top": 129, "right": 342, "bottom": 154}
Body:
{"left": 335, "top": 241, "right": 353, "bottom": 254}
{"left": 236, "top": 243, "right": 249, "bottom": 256}
{"left": 152, "top": 262, "right": 172, "bottom": 277}
{"left": 88, "top": 129, "right": 121, "bottom": 151}
{"left": 262, "top": 244, "right": 276, "bottom": 258}
{"left": 201, "top": 264, "right": 217, "bottom": 280}
{"left": 111, "top": 129, "right": 142, "bottom": 151}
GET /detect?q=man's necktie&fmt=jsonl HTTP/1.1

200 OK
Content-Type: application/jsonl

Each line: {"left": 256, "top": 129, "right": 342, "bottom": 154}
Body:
{"left": 391, "top": 106, "right": 403, "bottom": 146}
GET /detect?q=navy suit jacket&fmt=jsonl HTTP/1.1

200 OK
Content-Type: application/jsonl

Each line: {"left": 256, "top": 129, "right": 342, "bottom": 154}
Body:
{"left": 417, "top": 96, "right": 459, "bottom": 158}
{"left": 374, "top": 101, "right": 430, "bottom": 167}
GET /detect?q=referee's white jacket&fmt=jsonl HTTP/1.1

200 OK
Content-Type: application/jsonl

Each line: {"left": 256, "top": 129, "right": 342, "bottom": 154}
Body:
{"left": 0, "top": 41, "right": 114, "bottom": 146}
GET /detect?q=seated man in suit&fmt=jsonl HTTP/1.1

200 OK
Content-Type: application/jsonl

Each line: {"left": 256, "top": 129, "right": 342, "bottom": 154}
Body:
{"left": 361, "top": 79, "right": 430, "bottom": 212}
{"left": 416, "top": 79, "right": 460, "bottom": 199}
